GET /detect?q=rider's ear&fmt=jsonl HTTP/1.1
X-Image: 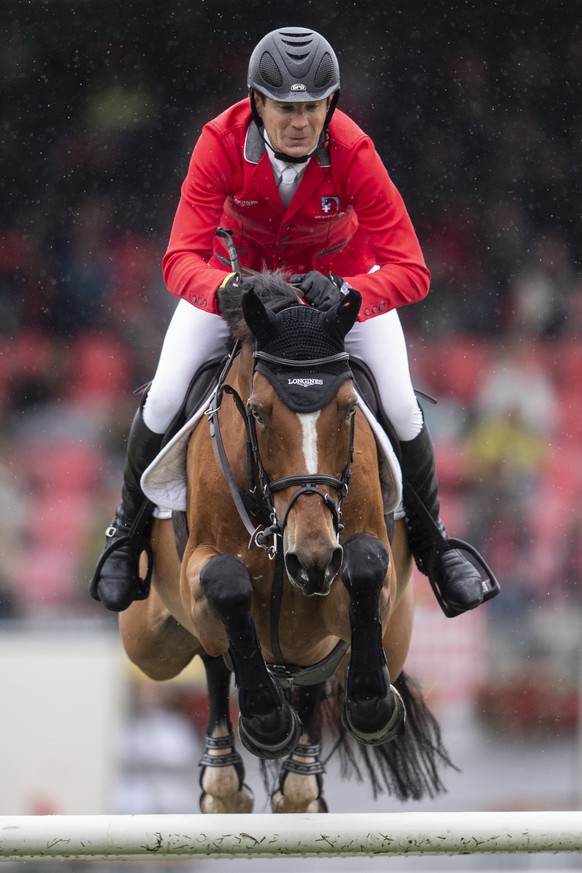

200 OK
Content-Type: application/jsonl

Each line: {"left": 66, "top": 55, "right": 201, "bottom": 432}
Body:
{"left": 242, "top": 287, "right": 278, "bottom": 342}
{"left": 324, "top": 288, "right": 361, "bottom": 339}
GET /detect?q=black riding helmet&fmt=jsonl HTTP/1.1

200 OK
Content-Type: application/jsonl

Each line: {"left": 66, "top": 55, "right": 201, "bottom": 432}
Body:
{"left": 248, "top": 27, "right": 340, "bottom": 161}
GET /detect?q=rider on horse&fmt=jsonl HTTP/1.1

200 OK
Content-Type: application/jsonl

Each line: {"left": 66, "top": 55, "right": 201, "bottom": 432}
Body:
{"left": 91, "top": 27, "right": 487, "bottom": 617}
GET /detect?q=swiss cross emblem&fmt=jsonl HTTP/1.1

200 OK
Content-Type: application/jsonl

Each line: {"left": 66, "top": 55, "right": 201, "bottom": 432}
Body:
{"left": 321, "top": 196, "right": 340, "bottom": 213}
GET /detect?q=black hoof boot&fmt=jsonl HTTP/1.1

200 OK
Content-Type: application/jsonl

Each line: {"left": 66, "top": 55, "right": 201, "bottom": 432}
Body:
{"left": 238, "top": 705, "right": 302, "bottom": 760}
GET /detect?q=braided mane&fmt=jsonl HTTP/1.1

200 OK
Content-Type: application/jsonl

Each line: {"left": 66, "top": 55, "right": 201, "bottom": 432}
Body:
{"left": 219, "top": 271, "right": 302, "bottom": 343}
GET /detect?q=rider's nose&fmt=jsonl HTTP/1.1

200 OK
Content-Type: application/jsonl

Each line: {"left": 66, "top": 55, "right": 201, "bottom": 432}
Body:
{"left": 290, "top": 110, "right": 308, "bottom": 126}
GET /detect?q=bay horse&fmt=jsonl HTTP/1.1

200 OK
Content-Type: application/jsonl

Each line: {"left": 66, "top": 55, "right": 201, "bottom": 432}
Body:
{"left": 119, "top": 272, "right": 452, "bottom": 813}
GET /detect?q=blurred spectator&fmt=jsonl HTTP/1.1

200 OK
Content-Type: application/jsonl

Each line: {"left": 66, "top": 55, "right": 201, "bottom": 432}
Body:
{"left": 49, "top": 195, "right": 115, "bottom": 337}
{"left": 505, "top": 235, "right": 577, "bottom": 338}
{"left": 464, "top": 337, "right": 558, "bottom": 513}
{"left": 112, "top": 681, "right": 201, "bottom": 814}
{"left": 0, "top": 577, "right": 22, "bottom": 619}
{"left": 474, "top": 337, "right": 558, "bottom": 437}
{"left": 555, "top": 510, "right": 582, "bottom": 606}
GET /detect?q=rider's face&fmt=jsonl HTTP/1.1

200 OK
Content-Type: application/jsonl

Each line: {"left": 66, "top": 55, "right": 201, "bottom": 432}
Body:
{"left": 254, "top": 94, "right": 330, "bottom": 159}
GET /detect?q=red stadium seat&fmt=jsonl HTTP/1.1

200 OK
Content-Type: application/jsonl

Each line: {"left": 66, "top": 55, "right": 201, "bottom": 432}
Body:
{"left": 26, "top": 493, "right": 94, "bottom": 550}
{"left": 65, "top": 332, "right": 134, "bottom": 405}
{"left": 13, "top": 545, "right": 79, "bottom": 608}
{"left": 416, "top": 335, "right": 494, "bottom": 404}
{"left": 17, "top": 441, "right": 104, "bottom": 496}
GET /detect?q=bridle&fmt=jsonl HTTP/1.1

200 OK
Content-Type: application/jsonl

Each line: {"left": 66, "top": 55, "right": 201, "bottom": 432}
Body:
{"left": 207, "top": 344, "right": 356, "bottom": 561}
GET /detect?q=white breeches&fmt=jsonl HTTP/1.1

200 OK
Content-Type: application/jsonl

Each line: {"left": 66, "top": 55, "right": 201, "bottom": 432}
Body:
{"left": 143, "top": 300, "right": 232, "bottom": 433}
{"left": 345, "top": 310, "right": 423, "bottom": 441}
{"left": 143, "top": 299, "right": 423, "bottom": 441}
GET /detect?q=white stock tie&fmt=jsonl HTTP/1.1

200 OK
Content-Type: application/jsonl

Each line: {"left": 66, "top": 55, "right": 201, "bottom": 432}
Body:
{"left": 278, "top": 165, "right": 299, "bottom": 208}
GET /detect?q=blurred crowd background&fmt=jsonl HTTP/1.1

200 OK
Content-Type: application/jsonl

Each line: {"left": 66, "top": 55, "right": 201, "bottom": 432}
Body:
{"left": 1, "top": 0, "right": 581, "bottom": 800}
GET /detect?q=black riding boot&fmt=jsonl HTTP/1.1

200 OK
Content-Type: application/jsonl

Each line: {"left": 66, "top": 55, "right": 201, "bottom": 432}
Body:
{"left": 89, "top": 406, "right": 163, "bottom": 612}
{"left": 400, "top": 419, "right": 484, "bottom": 616}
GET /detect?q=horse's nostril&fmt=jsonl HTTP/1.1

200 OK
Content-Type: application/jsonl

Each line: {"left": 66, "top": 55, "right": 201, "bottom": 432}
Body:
{"left": 284, "top": 552, "right": 303, "bottom": 586}
{"left": 285, "top": 546, "right": 343, "bottom": 594}
{"left": 330, "top": 546, "right": 343, "bottom": 577}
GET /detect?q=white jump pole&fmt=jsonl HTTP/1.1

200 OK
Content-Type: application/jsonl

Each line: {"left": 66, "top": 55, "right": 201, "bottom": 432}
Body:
{"left": 1, "top": 811, "right": 582, "bottom": 861}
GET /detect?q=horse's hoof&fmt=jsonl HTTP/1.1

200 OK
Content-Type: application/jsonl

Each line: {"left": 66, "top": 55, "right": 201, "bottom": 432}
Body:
{"left": 198, "top": 732, "right": 253, "bottom": 812}
{"left": 271, "top": 789, "right": 328, "bottom": 814}
{"left": 199, "top": 785, "right": 254, "bottom": 814}
{"left": 271, "top": 743, "right": 327, "bottom": 813}
{"left": 342, "top": 683, "right": 406, "bottom": 746}
{"left": 238, "top": 705, "right": 302, "bottom": 760}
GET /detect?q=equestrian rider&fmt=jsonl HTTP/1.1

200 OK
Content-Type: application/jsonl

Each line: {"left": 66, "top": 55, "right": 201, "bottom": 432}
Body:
{"left": 91, "top": 27, "right": 486, "bottom": 616}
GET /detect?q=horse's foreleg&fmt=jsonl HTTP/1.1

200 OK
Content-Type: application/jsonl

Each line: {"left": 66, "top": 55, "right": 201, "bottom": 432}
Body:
{"left": 199, "top": 654, "right": 254, "bottom": 814}
{"left": 340, "top": 533, "right": 406, "bottom": 745}
{"left": 200, "top": 555, "right": 301, "bottom": 760}
{"left": 271, "top": 683, "right": 328, "bottom": 814}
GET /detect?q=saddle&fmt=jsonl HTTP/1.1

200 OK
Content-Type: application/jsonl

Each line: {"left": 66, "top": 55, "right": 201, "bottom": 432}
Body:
{"left": 146, "top": 353, "right": 402, "bottom": 561}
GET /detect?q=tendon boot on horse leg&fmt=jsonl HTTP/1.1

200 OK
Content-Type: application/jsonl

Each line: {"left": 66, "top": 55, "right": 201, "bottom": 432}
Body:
{"left": 200, "top": 555, "right": 301, "bottom": 760}
{"left": 199, "top": 654, "right": 254, "bottom": 814}
{"left": 90, "top": 405, "right": 163, "bottom": 612}
{"left": 340, "top": 534, "right": 406, "bottom": 745}
{"left": 400, "top": 415, "right": 484, "bottom": 616}
{"left": 272, "top": 683, "right": 328, "bottom": 814}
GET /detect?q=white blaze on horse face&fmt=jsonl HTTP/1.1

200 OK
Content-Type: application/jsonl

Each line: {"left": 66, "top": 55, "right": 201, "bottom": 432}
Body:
{"left": 298, "top": 411, "right": 320, "bottom": 474}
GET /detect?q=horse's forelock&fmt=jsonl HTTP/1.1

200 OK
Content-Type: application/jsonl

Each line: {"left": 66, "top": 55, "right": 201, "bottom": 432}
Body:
{"left": 220, "top": 271, "right": 301, "bottom": 343}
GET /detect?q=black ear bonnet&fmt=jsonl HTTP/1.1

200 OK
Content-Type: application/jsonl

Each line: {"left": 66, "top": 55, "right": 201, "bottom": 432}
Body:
{"left": 253, "top": 303, "right": 353, "bottom": 413}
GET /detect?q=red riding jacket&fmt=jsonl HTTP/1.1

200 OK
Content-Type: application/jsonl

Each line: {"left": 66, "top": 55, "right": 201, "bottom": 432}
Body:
{"left": 162, "top": 100, "right": 430, "bottom": 321}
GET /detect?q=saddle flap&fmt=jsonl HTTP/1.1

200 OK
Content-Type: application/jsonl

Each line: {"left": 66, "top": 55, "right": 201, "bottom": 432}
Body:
{"left": 141, "top": 384, "right": 217, "bottom": 512}
{"left": 355, "top": 390, "right": 402, "bottom": 517}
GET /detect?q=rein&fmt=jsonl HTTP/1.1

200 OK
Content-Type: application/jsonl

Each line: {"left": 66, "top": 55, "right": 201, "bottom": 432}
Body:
{"left": 206, "top": 343, "right": 269, "bottom": 547}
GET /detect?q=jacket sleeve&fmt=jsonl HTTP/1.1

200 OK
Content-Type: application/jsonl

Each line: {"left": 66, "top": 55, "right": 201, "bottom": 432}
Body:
{"left": 162, "top": 122, "right": 238, "bottom": 313}
{"left": 337, "top": 136, "right": 430, "bottom": 314}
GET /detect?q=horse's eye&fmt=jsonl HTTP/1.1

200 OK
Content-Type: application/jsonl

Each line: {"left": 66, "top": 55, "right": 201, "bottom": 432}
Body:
{"left": 346, "top": 405, "right": 357, "bottom": 421}
{"left": 250, "top": 407, "right": 265, "bottom": 425}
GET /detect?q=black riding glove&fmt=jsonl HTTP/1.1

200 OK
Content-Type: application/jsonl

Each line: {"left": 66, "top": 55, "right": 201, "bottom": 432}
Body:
{"left": 291, "top": 271, "right": 345, "bottom": 311}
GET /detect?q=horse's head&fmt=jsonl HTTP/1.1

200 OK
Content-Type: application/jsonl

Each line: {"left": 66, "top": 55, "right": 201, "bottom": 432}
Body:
{"left": 241, "top": 282, "right": 362, "bottom": 596}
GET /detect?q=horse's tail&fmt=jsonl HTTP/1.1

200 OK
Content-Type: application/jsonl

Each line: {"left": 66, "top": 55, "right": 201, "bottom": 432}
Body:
{"left": 330, "top": 671, "right": 457, "bottom": 802}
{"left": 258, "top": 673, "right": 456, "bottom": 803}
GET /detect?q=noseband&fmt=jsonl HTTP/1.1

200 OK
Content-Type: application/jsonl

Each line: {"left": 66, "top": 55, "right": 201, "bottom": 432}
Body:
{"left": 208, "top": 344, "right": 355, "bottom": 559}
